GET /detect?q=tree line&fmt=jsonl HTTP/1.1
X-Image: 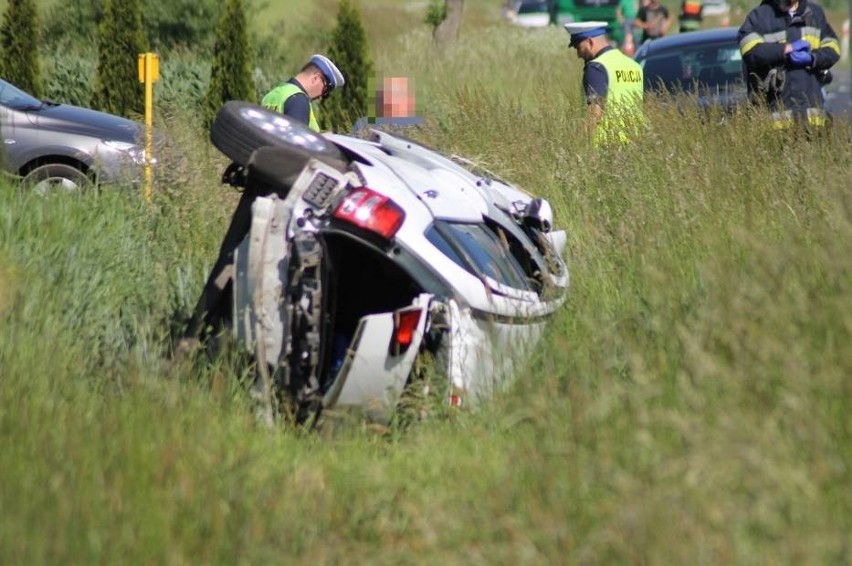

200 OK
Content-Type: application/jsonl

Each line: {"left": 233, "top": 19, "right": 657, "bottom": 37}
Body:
{"left": 0, "top": 0, "right": 374, "bottom": 132}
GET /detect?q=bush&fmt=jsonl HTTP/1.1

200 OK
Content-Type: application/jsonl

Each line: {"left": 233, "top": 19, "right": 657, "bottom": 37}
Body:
{"left": 42, "top": 0, "right": 225, "bottom": 53}
{"left": 90, "top": 0, "right": 148, "bottom": 118}
{"left": 156, "top": 50, "right": 212, "bottom": 118}
{"left": 42, "top": 50, "right": 97, "bottom": 107}
{"left": 319, "top": 0, "right": 373, "bottom": 132}
{"left": 0, "top": 0, "right": 44, "bottom": 97}
{"left": 203, "top": 0, "right": 256, "bottom": 127}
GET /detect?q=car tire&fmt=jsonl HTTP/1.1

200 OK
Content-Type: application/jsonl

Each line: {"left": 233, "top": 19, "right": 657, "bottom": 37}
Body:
{"left": 209, "top": 101, "right": 346, "bottom": 167}
{"left": 22, "top": 164, "right": 93, "bottom": 195}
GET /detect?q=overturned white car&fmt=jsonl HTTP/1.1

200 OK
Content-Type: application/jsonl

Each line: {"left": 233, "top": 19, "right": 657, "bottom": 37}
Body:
{"left": 185, "top": 102, "right": 570, "bottom": 423}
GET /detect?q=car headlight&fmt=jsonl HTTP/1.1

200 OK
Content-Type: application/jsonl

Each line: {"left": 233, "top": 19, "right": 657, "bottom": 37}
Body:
{"left": 101, "top": 140, "right": 154, "bottom": 166}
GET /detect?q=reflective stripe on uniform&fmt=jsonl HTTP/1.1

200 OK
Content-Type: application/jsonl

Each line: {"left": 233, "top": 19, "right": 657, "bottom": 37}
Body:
{"left": 801, "top": 27, "right": 821, "bottom": 48}
{"left": 740, "top": 32, "right": 763, "bottom": 54}
{"left": 820, "top": 36, "right": 841, "bottom": 55}
{"left": 770, "top": 107, "right": 826, "bottom": 128}
{"left": 741, "top": 30, "right": 790, "bottom": 54}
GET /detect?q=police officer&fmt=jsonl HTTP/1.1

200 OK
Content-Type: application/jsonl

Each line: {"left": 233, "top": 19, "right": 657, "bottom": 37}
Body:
{"left": 738, "top": 0, "right": 840, "bottom": 131}
{"left": 261, "top": 54, "right": 345, "bottom": 132}
{"left": 564, "top": 21, "right": 645, "bottom": 146}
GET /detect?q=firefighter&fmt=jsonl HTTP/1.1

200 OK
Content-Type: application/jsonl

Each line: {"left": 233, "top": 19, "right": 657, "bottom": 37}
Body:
{"left": 678, "top": 0, "right": 704, "bottom": 33}
{"left": 738, "top": 0, "right": 840, "bottom": 131}
{"left": 564, "top": 21, "right": 645, "bottom": 146}
{"left": 261, "top": 54, "right": 345, "bottom": 132}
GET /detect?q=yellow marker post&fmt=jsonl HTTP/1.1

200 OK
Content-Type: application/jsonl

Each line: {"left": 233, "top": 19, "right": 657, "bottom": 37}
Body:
{"left": 137, "top": 53, "right": 159, "bottom": 204}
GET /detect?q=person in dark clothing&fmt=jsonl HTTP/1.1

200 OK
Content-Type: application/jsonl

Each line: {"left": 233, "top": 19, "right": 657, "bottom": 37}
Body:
{"left": 738, "top": 0, "right": 840, "bottom": 131}
{"left": 635, "top": 0, "right": 672, "bottom": 43}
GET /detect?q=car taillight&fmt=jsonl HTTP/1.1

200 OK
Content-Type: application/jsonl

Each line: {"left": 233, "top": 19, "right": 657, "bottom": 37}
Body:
{"left": 390, "top": 308, "right": 422, "bottom": 355}
{"left": 449, "top": 387, "right": 464, "bottom": 408}
{"left": 332, "top": 187, "right": 405, "bottom": 239}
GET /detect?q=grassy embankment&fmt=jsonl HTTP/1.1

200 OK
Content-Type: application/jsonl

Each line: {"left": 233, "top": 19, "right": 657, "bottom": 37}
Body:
{"left": 1, "top": 1, "right": 850, "bottom": 563}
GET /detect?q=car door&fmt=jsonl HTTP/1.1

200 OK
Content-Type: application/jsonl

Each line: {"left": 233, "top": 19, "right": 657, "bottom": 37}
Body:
{"left": 0, "top": 81, "right": 41, "bottom": 174}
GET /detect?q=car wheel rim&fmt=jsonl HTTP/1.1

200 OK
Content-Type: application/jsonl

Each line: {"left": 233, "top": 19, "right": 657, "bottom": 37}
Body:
{"left": 31, "top": 177, "right": 81, "bottom": 196}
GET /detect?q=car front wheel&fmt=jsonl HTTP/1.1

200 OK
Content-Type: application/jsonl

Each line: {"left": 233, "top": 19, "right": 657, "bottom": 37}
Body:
{"left": 22, "top": 164, "right": 93, "bottom": 195}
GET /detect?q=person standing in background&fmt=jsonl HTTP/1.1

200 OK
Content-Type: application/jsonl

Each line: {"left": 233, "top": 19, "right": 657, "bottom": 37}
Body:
{"left": 352, "top": 75, "right": 423, "bottom": 134}
{"left": 739, "top": 0, "right": 839, "bottom": 131}
{"left": 678, "top": 0, "right": 705, "bottom": 33}
{"left": 634, "top": 0, "right": 672, "bottom": 43}
{"left": 617, "top": 0, "right": 640, "bottom": 54}
{"left": 564, "top": 21, "right": 645, "bottom": 146}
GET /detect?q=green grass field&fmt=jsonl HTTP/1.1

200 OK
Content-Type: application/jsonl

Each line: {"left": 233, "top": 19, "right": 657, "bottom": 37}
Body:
{"left": 2, "top": 0, "right": 851, "bottom": 563}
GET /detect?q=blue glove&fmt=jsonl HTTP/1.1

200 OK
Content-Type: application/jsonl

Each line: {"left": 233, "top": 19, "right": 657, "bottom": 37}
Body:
{"left": 791, "top": 39, "right": 811, "bottom": 52}
{"left": 789, "top": 50, "right": 814, "bottom": 67}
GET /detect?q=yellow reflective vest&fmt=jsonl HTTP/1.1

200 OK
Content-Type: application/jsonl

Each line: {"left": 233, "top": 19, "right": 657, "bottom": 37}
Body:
{"left": 261, "top": 83, "right": 319, "bottom": 132}
{"left": 590, "top": 49, "right": 645, "bottom": 146}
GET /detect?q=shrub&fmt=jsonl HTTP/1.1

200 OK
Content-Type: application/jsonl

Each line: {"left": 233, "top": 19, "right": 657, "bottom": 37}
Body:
{"left": 91, "top": 0, "right": 149, "bottom": 118}
{"left": 42, "top": 49, "right": 97, "bottom": 106}
{"left": 320, "top": 0, "right": 373, "bottom": 132}
{"left": 42, "top": 0, "right": 224, "bottom": 53}
{"left": 0, "top": 0, "right": 44, "bottom": 97}
{"left": 156, "top": 50, "right": 212, "bottom": 118}
{"left": 203, "top": 0, "right": 256, "bottom": 127}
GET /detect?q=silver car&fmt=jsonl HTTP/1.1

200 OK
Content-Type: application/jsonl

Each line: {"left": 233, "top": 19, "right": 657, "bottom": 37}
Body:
{"left": 0, "top": 77, "right": 145, "bottom": 193}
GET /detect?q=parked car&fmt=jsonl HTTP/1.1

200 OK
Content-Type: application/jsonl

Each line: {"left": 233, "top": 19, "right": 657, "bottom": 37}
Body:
{"left": 186, "top": 101, "right": 570, "bottom": 424}
{"left": 634, "top": 27, "right": 748, "bottom": 113}
{"left": 505, "top": 0, "right": 552, "bottom": 28}
{"left": 0, "top": 77, "right": 145, "bottom": 193}
{"left": 702, "top": 0, "right": 731, "bottom": 18}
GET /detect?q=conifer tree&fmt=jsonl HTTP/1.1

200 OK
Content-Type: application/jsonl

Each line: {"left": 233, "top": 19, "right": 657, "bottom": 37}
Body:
{"left": 320, "top": 0, "right": 373, "bottom": 132}
{"left": 0, "top": 0, "right": 44, "bottom": 97}
{"left": 91, "top": 0, "right": 148, "bottom": 118}
{"left": 203, "top": 0, "right": 255, "bottom": 127}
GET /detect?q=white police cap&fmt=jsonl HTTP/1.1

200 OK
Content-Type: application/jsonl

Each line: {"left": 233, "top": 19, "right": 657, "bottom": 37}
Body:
{"left": 563, "top": 21, "right": 609, "bottom": 46}
{"left": 310, "top": 54, "right": 345, "bottom": 90}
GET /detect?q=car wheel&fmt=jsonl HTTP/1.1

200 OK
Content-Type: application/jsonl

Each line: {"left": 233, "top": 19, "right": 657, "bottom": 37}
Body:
{"left": 209, "top": 101, "right": 345, "bottom": 167}
{"left": 22, "top": 164, "right": 93, "bottom": 195}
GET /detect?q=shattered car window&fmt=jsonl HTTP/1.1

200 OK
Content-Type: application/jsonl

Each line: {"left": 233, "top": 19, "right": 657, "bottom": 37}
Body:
{"left": 427, "top": 221, "right": 533, "bottom": 291}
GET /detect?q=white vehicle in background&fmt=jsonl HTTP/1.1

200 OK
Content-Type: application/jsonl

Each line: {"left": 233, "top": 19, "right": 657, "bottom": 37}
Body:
{"left": 185, "top": 102, "right": 570, "bottom": 424}
{"left": 702, "top": 0, "right": 730, "bottom": 18}
{"left": 505, "top": 0, "right": 552, "bottom": 28}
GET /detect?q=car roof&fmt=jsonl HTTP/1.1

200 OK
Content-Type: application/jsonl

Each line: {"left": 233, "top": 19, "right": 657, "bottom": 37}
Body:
{"left": 635, "top": 27, "right": 739, "bottom": 58}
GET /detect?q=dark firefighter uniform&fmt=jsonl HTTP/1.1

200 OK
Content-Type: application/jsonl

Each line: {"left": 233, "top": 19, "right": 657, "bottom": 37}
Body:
{"left": 738, "top": 0, "right": 840, "bottom": 129}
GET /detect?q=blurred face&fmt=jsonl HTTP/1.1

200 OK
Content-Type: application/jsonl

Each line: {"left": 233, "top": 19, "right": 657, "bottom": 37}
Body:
{"left": 381, "top": 77, "right": 415, "bottom": 118}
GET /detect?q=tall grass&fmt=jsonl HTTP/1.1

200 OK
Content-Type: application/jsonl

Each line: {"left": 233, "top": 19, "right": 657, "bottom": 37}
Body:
{"left": 2, "top": 5, "right": 851, "bottom": 564}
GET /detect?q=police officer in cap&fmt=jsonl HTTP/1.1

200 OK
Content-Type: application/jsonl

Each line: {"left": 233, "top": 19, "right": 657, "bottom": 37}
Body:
{"left": 738, "top": 0, "right": 839, "bottom": 132}
{"left": 564, "top": 22, "right": 645, "bottom": 146}
{"left": 261, "top": 54, "right": 345, "bottom": 132}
